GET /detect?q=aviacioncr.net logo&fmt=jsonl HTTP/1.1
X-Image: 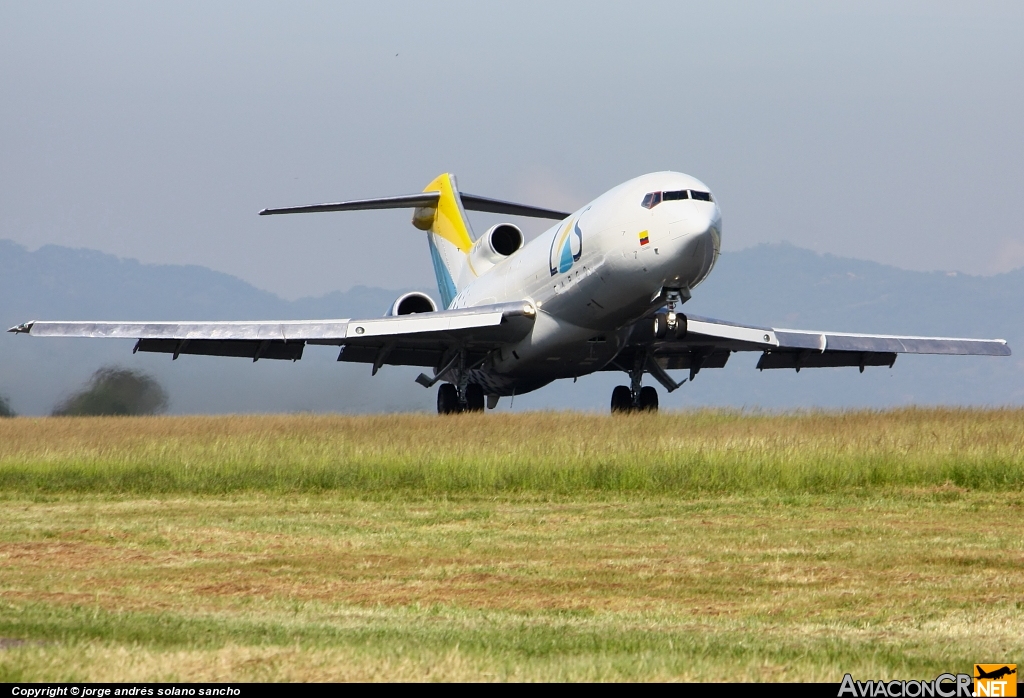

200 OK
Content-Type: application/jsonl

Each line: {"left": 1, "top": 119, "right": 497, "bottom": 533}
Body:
{"left": 838, "top": 673, "right": 974, "bottom": 697}
{"left": 974, "top": 665, "right": 1017, "bottom": 697}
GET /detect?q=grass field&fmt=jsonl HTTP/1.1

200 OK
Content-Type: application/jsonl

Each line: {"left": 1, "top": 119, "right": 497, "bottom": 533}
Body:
{"left": 0, "top": 409, "right": 1022, "bottom": 681}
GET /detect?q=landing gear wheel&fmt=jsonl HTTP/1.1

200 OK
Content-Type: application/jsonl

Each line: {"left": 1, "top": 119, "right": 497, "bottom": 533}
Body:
{"left": 639, "top": 385, "right": 659, "bottom": 412}
{"left": 465, "top": 384, "right": 485, "bottom": 412}
{"left": 653, "top": 312, "right": 668, "bottom": 339}
{"left": 611, "top": 385, "right": 632, "bottom": 414}
{"left": 437, "top": 383, "right": 460, "bottom": 414}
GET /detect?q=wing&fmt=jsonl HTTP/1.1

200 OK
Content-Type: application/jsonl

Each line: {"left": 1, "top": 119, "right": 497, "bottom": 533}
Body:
{"left": 8, "top": 301, "right": 536, "bottom": 375}
{"left": 611, "top": 313, "right": 1011, "bottom": 392}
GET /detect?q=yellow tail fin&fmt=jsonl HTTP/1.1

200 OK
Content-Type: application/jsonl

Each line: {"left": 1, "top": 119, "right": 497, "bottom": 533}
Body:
{"left": 412, "top": 173, "right": 474, "bottom": 307}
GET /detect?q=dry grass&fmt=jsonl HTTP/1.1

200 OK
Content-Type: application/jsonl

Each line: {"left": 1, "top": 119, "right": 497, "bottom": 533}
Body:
{"left": 0, "top": 410, "right": 1022, "bottom": 681}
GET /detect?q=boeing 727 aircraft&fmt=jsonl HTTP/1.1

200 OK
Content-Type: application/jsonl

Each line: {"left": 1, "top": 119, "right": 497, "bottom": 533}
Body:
{"left": 9, "top": 172, "right": 1011, "bottom": 413}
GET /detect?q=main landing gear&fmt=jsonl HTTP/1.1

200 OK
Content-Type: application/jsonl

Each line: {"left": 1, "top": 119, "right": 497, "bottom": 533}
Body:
{"left": 610, "top": 343, "right": 669, "bottom": 413}
{"left": 437, "top": 383, "right": 485, "bottom": 414}
{"left": 610, "top": 384, "right": 659, "bottom": 413}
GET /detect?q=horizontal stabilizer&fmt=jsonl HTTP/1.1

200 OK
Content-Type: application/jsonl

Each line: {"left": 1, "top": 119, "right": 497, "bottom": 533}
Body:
{"left": 259, "top": 193, "right": 440, "bottom": 216}
{"left": 260, "top": 192, "right": 570, "bottom": 220}
{"left": 458, "top": 194, "right": 570, "bottom": 220}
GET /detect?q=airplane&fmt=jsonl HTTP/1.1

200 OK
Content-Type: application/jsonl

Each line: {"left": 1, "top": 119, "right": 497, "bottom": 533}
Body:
{"left": 8, "top": 172, "right": 1011, "bottom": 414}
{"left": 975, "top": 666, "right": 1016, "bottom": 681}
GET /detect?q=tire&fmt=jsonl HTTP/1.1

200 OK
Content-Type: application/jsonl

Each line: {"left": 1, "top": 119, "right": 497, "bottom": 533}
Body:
{"left": 653, "top": 312, "right": 668, "bottom": 339}
{"left": 465, "top": 384, "right": 485, "bottom": 412}
{"left": 639, "top": 385, "right": 659, "bottom": 412}
{"left": 437, "top": 383, "right": 460, "bottom": 414}
{"left": 610, "top": 385, "right": 632, "bottom": 413}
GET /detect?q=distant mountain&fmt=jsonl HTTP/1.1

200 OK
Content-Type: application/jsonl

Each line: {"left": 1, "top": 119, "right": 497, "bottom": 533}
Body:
{"left": 0, "top": 240, "right": 400, "bottom": 321}
{"left": 0, "top": 240, "right": 425, "bottom": 415}
{"left": 1, "top": 239, "right": 1020, "bottom": 414}
{"left": 665, "top": 243, "right": 1024, "bottom": 409}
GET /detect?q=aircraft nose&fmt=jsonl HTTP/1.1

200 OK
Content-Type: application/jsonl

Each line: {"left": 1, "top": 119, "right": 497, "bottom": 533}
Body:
{"left": 683, "top": 201, "right": 721, "bottom": 246}
{"left": 698, "top": 201, "right": 721, "bottom": 232}
{"left": 668, "top": 200, "right": 719, "bottom": 239}
{"left": 681, "top": 202, "right": 721, "bottom": 285}
{"left": 706, "top": 204, "right": 722, "bottom": 248}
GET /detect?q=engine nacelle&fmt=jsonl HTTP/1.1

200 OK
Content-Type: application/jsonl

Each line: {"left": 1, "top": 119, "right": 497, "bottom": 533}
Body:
{"left": 385, "top": 291, "right": 438, "bottom": 316}
{"left": 467, "top": 223, "right": 524, "bottom": 276}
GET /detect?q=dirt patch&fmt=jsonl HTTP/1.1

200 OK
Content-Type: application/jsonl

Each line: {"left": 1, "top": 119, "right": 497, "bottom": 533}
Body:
{"left": 0, "top": 637, "right": 42, "bottom": 649}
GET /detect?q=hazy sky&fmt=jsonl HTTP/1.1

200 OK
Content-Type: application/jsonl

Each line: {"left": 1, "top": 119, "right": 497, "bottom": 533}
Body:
{"left": 2, "top": 1, "right": 1022, "bottom": 299}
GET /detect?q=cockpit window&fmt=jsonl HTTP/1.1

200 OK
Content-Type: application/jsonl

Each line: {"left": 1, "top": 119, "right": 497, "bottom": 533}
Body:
{"left": 641, "top": 191, "right": 662, "bottom": 209}
{"left": 641, "top": 189, "right": 713, "bottom": 209}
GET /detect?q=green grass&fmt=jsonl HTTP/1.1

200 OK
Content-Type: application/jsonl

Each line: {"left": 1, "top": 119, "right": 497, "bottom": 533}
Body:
{"left": 1, "top": 409, "right": 1023, "bottom": 495}
{"left": 0, "top": 410, "right": 1022, "bottom": 681}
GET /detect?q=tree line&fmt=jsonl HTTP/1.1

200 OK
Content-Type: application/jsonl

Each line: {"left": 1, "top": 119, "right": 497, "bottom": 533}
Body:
{"left": 0, "top": 367, "right": 168, "bottom": 417}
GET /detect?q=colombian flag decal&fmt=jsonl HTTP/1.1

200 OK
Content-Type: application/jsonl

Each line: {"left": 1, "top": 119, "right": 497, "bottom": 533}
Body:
{"left": 639, "top": 230, "right": 649, "bottom": 246}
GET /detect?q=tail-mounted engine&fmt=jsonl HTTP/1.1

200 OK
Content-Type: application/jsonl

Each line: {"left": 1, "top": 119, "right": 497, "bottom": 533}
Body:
{"left": 385, "top": 291, "right": 438, "bottom": 316}
{"left": 467, "top": 223, "right": 524, "bottom": 276}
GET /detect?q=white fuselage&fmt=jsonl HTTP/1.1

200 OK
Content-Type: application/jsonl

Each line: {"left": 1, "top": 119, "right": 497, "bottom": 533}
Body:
{"left": 450, "top": 172, "right": 722, "bottom": 395}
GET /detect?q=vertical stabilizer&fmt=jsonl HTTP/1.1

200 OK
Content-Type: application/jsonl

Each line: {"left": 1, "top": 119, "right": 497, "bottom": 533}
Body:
{"left": 411, "top": 174, "right": 474, "bottom": 308}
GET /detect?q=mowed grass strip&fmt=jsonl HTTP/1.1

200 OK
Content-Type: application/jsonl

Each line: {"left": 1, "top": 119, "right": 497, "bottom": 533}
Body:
{"left": 1, "top": 411, "right": 1022, "bottom": 681}
{"left": 1, "top": 493, "right": 1022, "bottom": 681}
{"left": 1, "top": 409, "right": 1023, "bottom": 494}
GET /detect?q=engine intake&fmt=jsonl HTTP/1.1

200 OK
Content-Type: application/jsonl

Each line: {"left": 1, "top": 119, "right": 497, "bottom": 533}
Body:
{"left": 386, "top": 291, "right": 438, "bottom": 316}
{"left": 468, "top": 223, "right": 524, "bottom": 275}
{"left": 488, "top": 224, "right": 523, "bottom": 256}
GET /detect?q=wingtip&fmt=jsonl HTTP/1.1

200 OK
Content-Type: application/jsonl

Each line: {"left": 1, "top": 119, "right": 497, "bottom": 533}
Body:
{"left": 258, "top": 209, "right": 270, "bottom": 216}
